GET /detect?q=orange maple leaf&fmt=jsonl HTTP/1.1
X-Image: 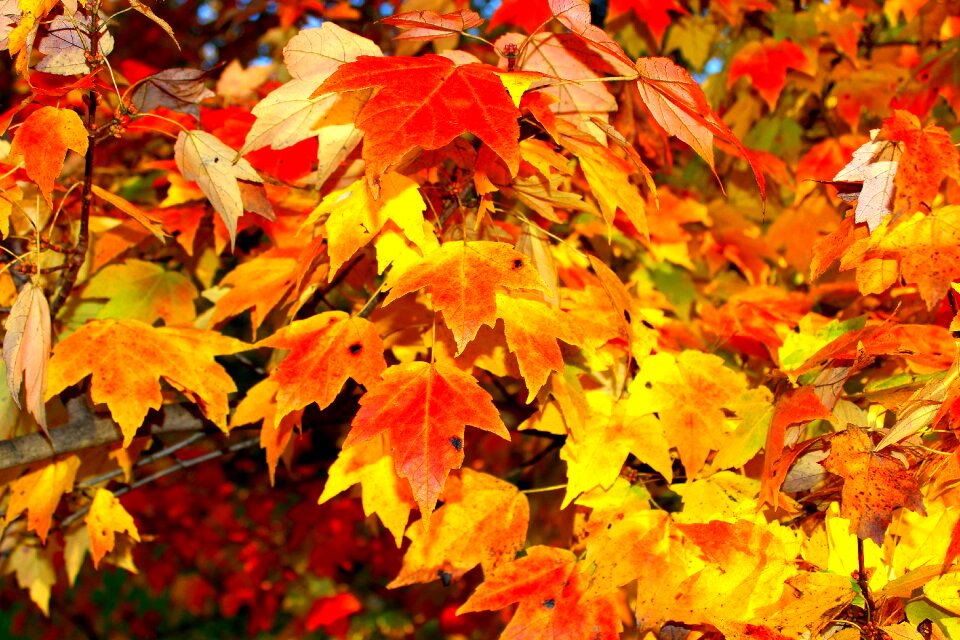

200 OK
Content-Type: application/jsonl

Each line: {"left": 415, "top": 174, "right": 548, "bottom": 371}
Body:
{"left": 880, "top": 109, "right": 960, "bottom": 215}
{"left": 457, "top": 545, "right": 623, "bottom": 639}
{"left": 495, "top": 293, "right": 583, "bottom": 397}
{"left": 342, "top": 357, "right": 510, "bottom": 522}
{"left": 9, "top": 106, "right": 88, "bottom": 206}
{"left": 45, "top": 320, "right": 247, "bottom": 446}
{"left": 316, "top": 55, "right": 521, "bottom": 189}
{"left": 728, "top": 39, "right": 813, "bottom": 111}
{"left": 823, "top": 427, "right": 925, "bottom": 544}
{"left": 388, "top": 469, "right": 529, "bottom": 587}
{"left": 384, "top": 241, "right": 548, "bottom": 353}
{"left": 635, "top": 57, "right": 766, "bottom": 202}
{"left": 259, "top": 311, "right": 386, "bottom": 427}
{"left": 4, "top": 455, "right": 81, "bottom": 543}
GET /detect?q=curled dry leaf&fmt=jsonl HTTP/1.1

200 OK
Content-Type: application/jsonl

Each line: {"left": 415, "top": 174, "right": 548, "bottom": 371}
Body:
{"left": 2, "top": 282, "right": 51, "bottom": 433}
{"left": 129, "top": 68, "right": 214, "bottom": 120}
{"left": 126, "top": 0, "right": 179, "bottom": 50}
{"left": 382, "top": 10, "right": 484, "bottom": 41}
{"left": 832, "top": 129, "right": 901, "bottom": 232}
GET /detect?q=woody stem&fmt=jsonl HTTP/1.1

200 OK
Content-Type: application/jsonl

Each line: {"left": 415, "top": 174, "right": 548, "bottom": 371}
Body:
{"left": 49, "top": 8, "right": 101, "bottom": 316}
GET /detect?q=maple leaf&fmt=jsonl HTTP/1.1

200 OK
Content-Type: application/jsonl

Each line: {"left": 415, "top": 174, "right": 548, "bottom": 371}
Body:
{"left": 303, "top": 172, "right": 427, "bottom": 277}
{"left": 496, "top": 31, "right": 617, "bottom": 140}
{"left": 2, "top": 282, "right": 50, "bottom": 432}
{"left": 90, "top": 185, "right": 166, "bottom": 239}
{"left": 549, "top": 0, "right": 634, "bottom": 69}
{"left": 384, "top": 241, "right": 548, "bottom": 353}
{"left": 627, "top": 520, "right": 801, "bottom": 634}
{"left": 9, "top": 106, "right": 88, "bottom": 207}
{"left": 457, "top": 545, "right": 623, "bottom": 639}
{"left": 259, "top": 311, "right": 386, "bottom": 427}
{"left": 8, "top": 545, "right": 56, "bottom": 616}
{"left": 35, "top": 9, "right": 114, "bottom": 76}
{"left": 634, "top": 57, "right": 766, "bottom": 202}
{"left": 315, "top": 54, "right": 522, "bottom": 189}
{"left": 561, "top": 133, "right": 650, "bottom": 238}
{"left": 82, "top": 260, "right": 198, "bottom": 326}
{"left": 174, "top": 129, "right": 264, "bottom": 248}
{"left": 318, "top": 435, "right": 415, "bottom": 545}
{"left": 342, "top": 357, "right": 510, "bottom": 522}
{"left": 561, "top": 405, "right": 672, "bottom": 506}
{"left": 628, "top": 351, "right": 756, "bottom": 479}
{"left": 230, "top": 378, "right": 302, "bottom": 484}
{"left": 853, "top": 206, "right": 960, "bottom": 308}
{"left": 45, "top": 320, "right": 247, "bottom": 446}
{"left": 728, "top": 39, "right": 814, "bottom": 110}
{"left": 388, "top": 469, "right": 529, "bottom": 587}
{"left": 86, "top": 489, "right": 140, "bottom": 569}
{"left": 879, "top": 110, "right": 960, "bottom": 215}
{"left": 4, "top": 455, "right": 81, "bottom": 543}
{"left": 607, "top": 0, "right": 688, "bottom": 45}
{"left": 242, "top": 23, "right": 382, "bottom": 187}
{"left": 823, "top": 427, "right": 925, "bottom": 545}
{"left": 833, "top": 129, "right": 901, "bottom": 231}
{"left": 495, "top": 293, "right": 583, "bottom": 397}
{"left": 209, "top": 248, "right": 318, "bottom": 332}
{"left": 129, "top": 68, "right": 214, "bottom": 120}
{"left": 382, "top": 10, "right": 484, "bottom": 40}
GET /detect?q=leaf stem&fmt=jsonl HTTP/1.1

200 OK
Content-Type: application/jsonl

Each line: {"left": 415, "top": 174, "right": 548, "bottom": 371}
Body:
{"left": 60, "top": 437, "right": 260, "bottom": 529}
{"left": 521, "top": 483, "right": 567, "bottom": 494}
{"left": 857, "top": 537, "right": 875, "bottom": 623}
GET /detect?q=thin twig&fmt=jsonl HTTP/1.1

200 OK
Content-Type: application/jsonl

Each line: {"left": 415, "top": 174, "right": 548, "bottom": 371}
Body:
{"left": 76, "top": 432, "right": 207, "bottom": 489}
{"left": 60, "top": 437, "right": 260, "bottom": 529}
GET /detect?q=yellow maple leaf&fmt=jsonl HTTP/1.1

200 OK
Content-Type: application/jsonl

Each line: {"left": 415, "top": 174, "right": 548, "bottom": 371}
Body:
{"left": 86, "top": 489, "right": 140, "bottom": 569}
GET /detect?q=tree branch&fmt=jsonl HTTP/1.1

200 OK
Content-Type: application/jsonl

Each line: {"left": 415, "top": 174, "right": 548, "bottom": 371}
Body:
{"left": 0, "top": 398, "right": 207, "bottom": 471}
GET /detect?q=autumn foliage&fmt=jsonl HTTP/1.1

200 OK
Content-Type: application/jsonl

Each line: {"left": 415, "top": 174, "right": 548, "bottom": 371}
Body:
{"left": 1, "top": 0, "right": 960, "bottom": 638}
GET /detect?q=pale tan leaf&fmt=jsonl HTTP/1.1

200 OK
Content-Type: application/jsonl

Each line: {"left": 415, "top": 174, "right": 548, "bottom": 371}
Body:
{"left": 174, "top": 130, "right": 261, "bottom": 247}
{"left": 2, "top": 282, "right": 50, "bottom": 432}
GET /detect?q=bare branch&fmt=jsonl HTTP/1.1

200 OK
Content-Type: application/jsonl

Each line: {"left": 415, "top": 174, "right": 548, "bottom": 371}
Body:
{"left": 0, "top": 398, "right": 207, "bottom": 471}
